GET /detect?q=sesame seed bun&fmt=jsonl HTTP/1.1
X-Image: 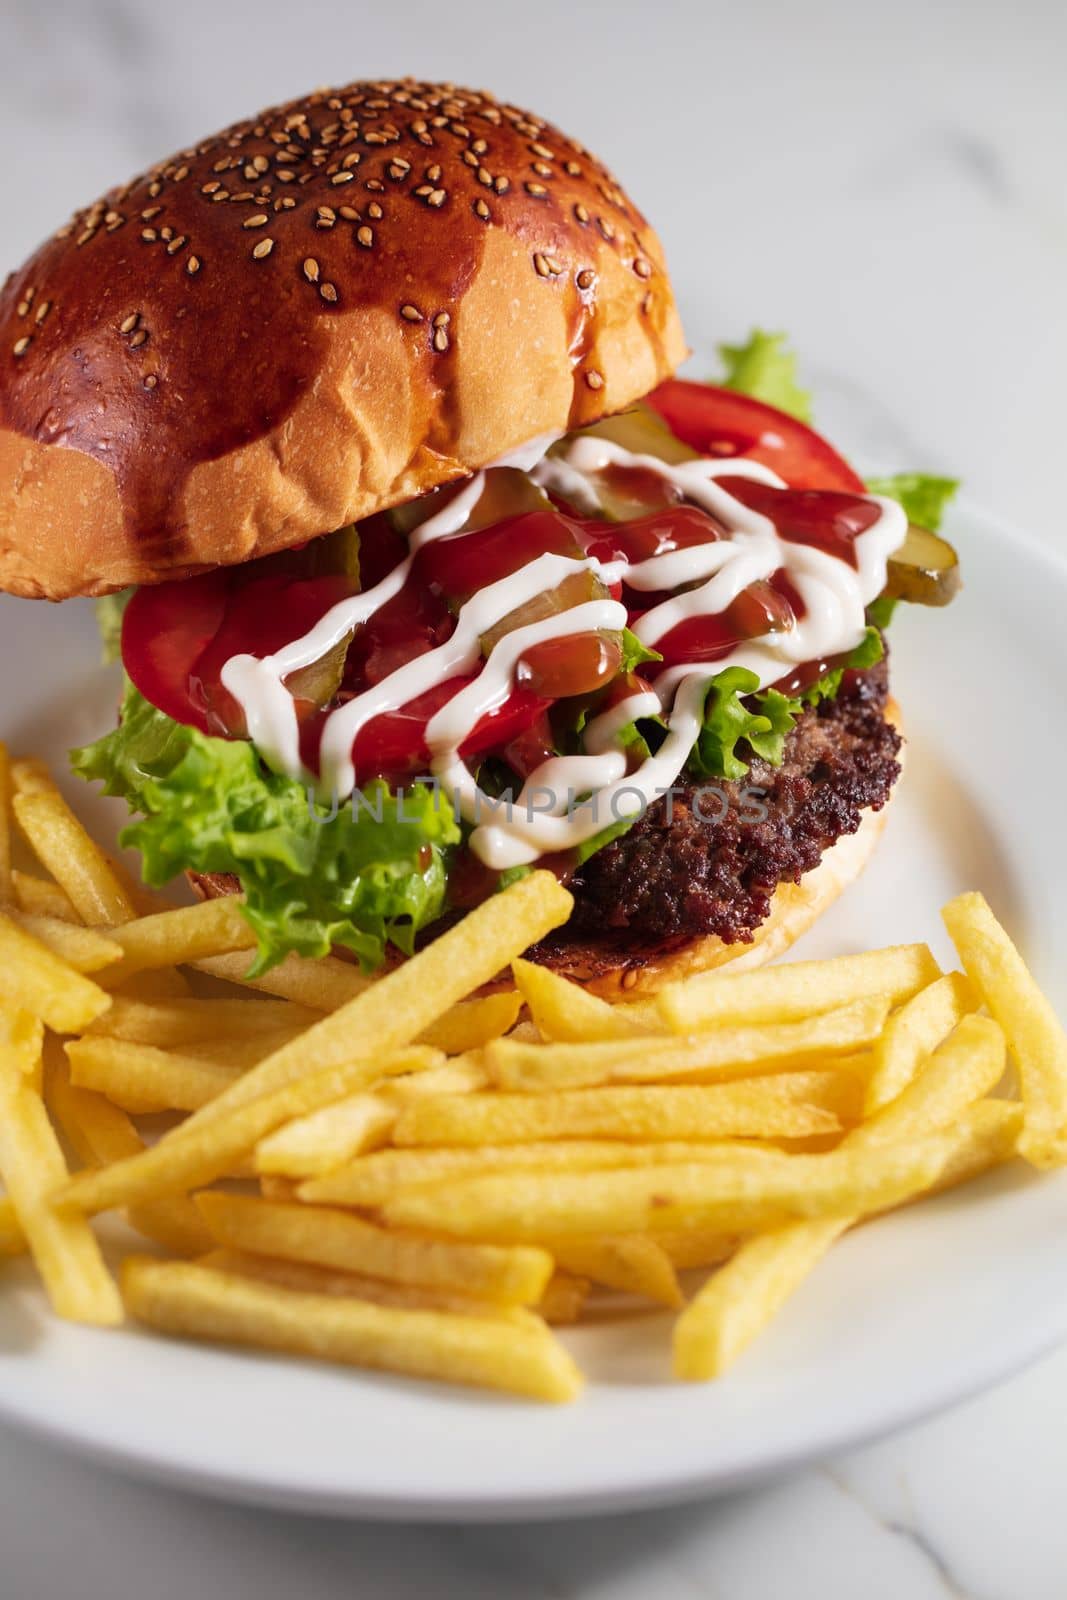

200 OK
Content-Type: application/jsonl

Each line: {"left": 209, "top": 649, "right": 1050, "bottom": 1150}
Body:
{"left": 0, "top": 79, "right": 686, "bottom": 601}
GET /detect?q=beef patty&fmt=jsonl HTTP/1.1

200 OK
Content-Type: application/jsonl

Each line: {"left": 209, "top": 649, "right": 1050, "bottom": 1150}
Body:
{"left": 537, "top": 655, "right": 901, "bottom": 958}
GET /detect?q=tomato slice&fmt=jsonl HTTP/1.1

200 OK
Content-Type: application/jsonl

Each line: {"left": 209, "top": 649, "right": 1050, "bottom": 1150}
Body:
{"left": 122, "top": 571, "right": 231, "bottom": 733}
{"left": 350, "top": 679, "right": 552, "bottom": 782}
{"left": 645, "top": 379, "right": 865, "bottom": 493}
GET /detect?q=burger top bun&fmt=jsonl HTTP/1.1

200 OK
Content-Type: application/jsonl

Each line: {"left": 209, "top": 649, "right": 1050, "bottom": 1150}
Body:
{"left": 0, "top": 79, "right": 687, "bottom": 600}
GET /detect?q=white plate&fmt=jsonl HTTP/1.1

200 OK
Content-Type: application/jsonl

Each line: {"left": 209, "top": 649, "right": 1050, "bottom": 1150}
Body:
{"left": 1, "top": 499, "right": 1065, "bottom": 1521}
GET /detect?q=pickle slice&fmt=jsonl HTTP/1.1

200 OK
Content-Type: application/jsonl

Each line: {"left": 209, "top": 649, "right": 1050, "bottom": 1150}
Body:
{"left": 284, "top": 631, "right": 353, "bottom": 708}
{"left": 390, "top": 468, "right": 553, "bottom": 539}
{"left": 573, "top": 402, "right": 699, "bottom": 466}
{"left": 549, "top": 402, "right": 699, "bottom": 522}
{"left": 884, "top": 524, "right": 961, "bottom": 606}
{"left": 480, "top": 570, "right": 611, "bottom": 657}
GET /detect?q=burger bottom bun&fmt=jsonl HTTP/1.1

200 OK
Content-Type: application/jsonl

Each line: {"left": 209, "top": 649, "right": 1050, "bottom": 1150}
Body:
{"left": 188, "top": 699, "right": 901, "bottom": 1001}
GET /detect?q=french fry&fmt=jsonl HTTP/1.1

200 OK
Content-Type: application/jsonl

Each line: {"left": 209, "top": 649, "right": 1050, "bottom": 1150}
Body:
{"left": 122, "top": 1257, "right": 582, "bottom": 1402}
{"left": 550, "top": 1235, "right": 683, "bottom": 1308}
{"left": 180, "top": 870, "right": 572, "bottom": 1128}
{"left": 650, "top": 1229, "right": 738, "bottom": 1271}
{"left": 920, "top": 1099, "right": 1021, "bottom": 1198}
{"left": 57, "top": 1046, "right": 447, "bottom": 1214}
{"left": 299, "top": 1139, "right": 791, "bottom": 1209}
{"left": 11, "top": 870, "right": 80, "bottom": 923}
{"left": 86, "top": 994, "right": 321, "bottom": 1048}
{"left": 102, "top": 897, "right": 257, "bottom": 980}
{"left": 0, "top": 912, "right": 112, "bottom": 1032}
{"left": 178, "top": 1030, "right": 305, "bottom": 1074}
{"left": 392, "top": 1072, "right": 856, "bottom": 1148}
{"left": 43, "top": 1047, "right": 214, "bottom": 1256}
{"left": 116, "top": 968, "right": 194, "bottom": 1001}
{"left": 512, "top": 958, "right": 654, "bottom": 1042}
{"left": 864, "top": 972, "right": 981, "bottom": 1114}
{"left": 66, "top": 1037, "right": 242, "bottom": 1114}
{"left": 486, "top": 998, "right": 891, "bottom": 1092}
{"left": 9, "top": 911, "right": 122, "bottom": 975}
{"left": 196, "top": 1248, "right": 542, "bottom": 1325}
{"left": 0, "top": 741, "right": 12, "bottom": 905}
{"left": 418, "top": 991, "right": 523, "bottom": 1054}
{"left": 672, "top": 1015, "right": 1010, "bottom": 1380}
{"left": 0, "top": 1195, "right": 24, "bottom": 1255}
{"left": 12, "top": 788, "right": 136, "bottom": 926}
{"left": 658, "top": 943, "right": 940, "bottom": 1033}
{"left": 942, "top": 891, "right": 1067, "bottom": 1167}
{"left": 194, "top": 948, "right": 370, "bottom": 1010}
{"left": 383, "top": 1134, "right": 955, "bottom": 1242}
{"left": 536, "top": 1272, "right": 590, "bottom": 1325}
{"left": 0, "top": 1042, "right": 122, "bottom": 1325}
{"left": 9, "top": 758, "right": 57, "bottom": 797}
{"left": 0, "top": 1008, "right": 45, "bottom": 1090}
{"left": 255, "top": 1054, "right": 477, "bottom": 1178}
{"left": 195, "top": 1192, "right": 554, "bottom": 1306}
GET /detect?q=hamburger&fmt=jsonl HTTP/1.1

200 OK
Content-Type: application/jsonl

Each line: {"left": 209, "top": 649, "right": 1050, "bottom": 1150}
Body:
{"left": 0, "top": 79, "right": 960, "bottom": 993}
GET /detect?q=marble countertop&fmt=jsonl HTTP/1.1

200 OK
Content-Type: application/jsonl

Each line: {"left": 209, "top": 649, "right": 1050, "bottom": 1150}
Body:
{"left": 1, "top": 0, "right": 1065, "bottom": 1593}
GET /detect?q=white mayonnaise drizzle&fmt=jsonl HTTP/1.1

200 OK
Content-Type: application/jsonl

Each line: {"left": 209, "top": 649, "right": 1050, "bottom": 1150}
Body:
{"left": 221, "top": 431, "right": 906, "bottom": 870}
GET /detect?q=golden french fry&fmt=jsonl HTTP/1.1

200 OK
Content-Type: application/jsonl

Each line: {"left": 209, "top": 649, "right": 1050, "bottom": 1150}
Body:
{"left": 86, "top": 994, "right": 321, "bottom": 1048}
{"left": 0, "top": 742, "right": 12, "bottom": 905}
{"left": 0, "top": 1044, "right": 122, "bottom": 1325}
{"left": 116, "top": 968, "right": 194, "bottom": 1001}
{"left": 122, "top": 1256, "right": 582, "bottom": 1403}
{"left": 943, "top": 891, "right": 1067, "bottom": 1167}
{"left": 9, "top": 911, "right": 122, "bottom": 975}
{"left": 550, "top": 1235, "right": 683, "bottom": 1308}
{"left": 0, "top": 1008, "right": 45, "bottom": 1088}
{"left": 418, "top": 991, "right": 523, "bottom": 1054}
{"left": 102, "top": 897, "right": 257, "bottom": 980}
{"left": 299, "top": 1139, "right": 789, "bottom": 1209}
{"left": 672, "top": 1015, "right": 1011, "bottom": 1381}
{"left": 650, "top": 1229, "right": 738, "bottom": 1271}
{"left": 487, "top": 998, "right": 891, "bottom": 1092}
{"left": 179, "top": 870, "right": 572, "bottom": 1131}
{"left": 10, "top": 758, "right": 58, "bottom": 797}
{"left": 12, "top": 788, "right": 136, "bottom": 926}
{"left": 177, "top": 1030, "right": 305, "bottom": 1074}
{"left": 0, "top": 1195, "right": 24, "bottom": 1255}
{"left": 865, "top": 972, "right": 981, "bottom": 1114}
{"left": 255, "top": 1054, "right": 477, "bottom": 1179}
{"left": 512, "top": 958, "right": 655, "bottom": 1043}
{"left": 196, "top": 1247, "right": 543, "bottom": 1325}
{"left": 659, "top": 943, "right": 940, "bottom": 1033}
{"left": 920, "top": 1099, "right": 1021, "bottom": 1198}
{"left": 536, "top": 1272, "right": 590, "bottom": 1325}
{"left": 194, "top": 948, "right": 370, "bottom": 1010}
{"left": 66, "top": 1037, "right": 241, "bottom": 1114}
{"left": 11, "top": 870, "right": 81, "bottom": 923}
{"left": 0, "top": 912, "right": 112, "bottom": 1032}
{"left": 383, "top": 1134, "right": 954, "bottom": 1242}
{"left": 58, "top": 1046, "right": 446, "bottom": 1214}
{"left": 393, "top": 1072, "right": 855, "bottom": 1148}
{"left": 195, "top": 1192, "right": 554, "bottom": 1306}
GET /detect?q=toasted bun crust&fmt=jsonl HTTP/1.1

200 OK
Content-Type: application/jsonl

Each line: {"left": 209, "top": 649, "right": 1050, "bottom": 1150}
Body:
{"left": 0, "top": 80, "right": 686, "bottom": 601}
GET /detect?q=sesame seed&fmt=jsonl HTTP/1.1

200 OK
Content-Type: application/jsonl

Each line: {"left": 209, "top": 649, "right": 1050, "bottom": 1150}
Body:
{"left": 120, "top": 313, "right": 140, "bottom": 333}
{"left": 473, "top": 198, "right": 491, "bottom": 221}
{"left": 367, "top": 201, "right": 383, "bottom": 219}
{"left": 303, "top": 258, "right": 320, "bottom": 282}
{"left": 331, "top": 170, "right": 354, "bottom": 185}
{"left": 531, "top": 142, "right": 555, "bottom": 160}
{"left": 13, "top": 337, "right": 31, "bottom": 356}
{"left": 400, "top": 303, "right": 423, "bottom": 321}
{"left": 565, "top": 160, "right": 582, "bottom": 177}
{"left": 576, "top": 269, "right": 595, "bottom": 290}
{"left": 317, "top": 205, "right": 337, "bottom": 220}
{"left": 167, "top": 235, "right": 187, "bottom": 255}
{"left": 493, "top": 176, "right": 509, "bottom": 194}
{"left": 201, "top": 181, "right": 221, "bottom": 195}
{"left": 144, "top": 374, "right": 158, "bottom": 390}
{"left": 585, "top": 370, "right": 604, "bottom": 390}
{"left": 141, "top": 206, "right": 162, "bottom": 220}
{"left": 243, "top": 213, "right": 269, "bottom": 228}
{"left": 187, "top": 256, "right": 201, "bottom": 275}
{"left": 252, "top": 237, "right": 274, "bottom": 259}
{"left": 320, "top": 281, "right": 338, "bottom": 302}
{"left": 173, "top": 165, "right": 189, "bottom": 181}
{"left": 433, "top": 326, "right": 449, "bottom": 353}
{"left": 432, "top": 311, "right": 450, "bottom": 327}
{"left": 426, "top": 164, "right": 442, "bottom": 182}
{"left": 426, "top": 188, "right": 447, "bottom": 207}
{"left": 338, "top": 205, "right": 359, "bottom": 221}
{"left": 356, "top": 225, "right": 373, "bottom": 247}
{"left": 34, "top": 300, "right": 51, "bottom": 324}
{"left": 141, "top": 228, "right": 157, "bottom": 242}
{"left": 533, "top": 252, "right": 550, "bottom": 277}
{"left": 574, "top": 203, "right": 590, "bottom": 223}
{"left": 129, "top": 329, "right": 148, "bottom": 349}
{"left": 477, "top": 167, "right": 493, "bottom": 187}
{"left": 532, "top": 162, "right": 552, "bottom": 178}
{"left": 633, "top": 257, "right": 652, "bottom": 279}
{"left": 641, "top": 291, "right": 653, "bottom": 315}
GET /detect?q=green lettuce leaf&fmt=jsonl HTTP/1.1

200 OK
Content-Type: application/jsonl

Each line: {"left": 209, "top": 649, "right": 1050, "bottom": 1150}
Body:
{"left": 865, "top": 473, "right": 958, "bottom": 532}
{"left": 71, "top": 682, "right": 460, "bottom": 974}
{"left": 94, "top": 590, "right": 133, "bottom": 665}
{"left": 688, "top": 629, "right": 885, "bottom": 782}
{"left": 618, "top": 628, "right": 662, "bottom": 674}
{"left": 717, "top": 330, "right": 813, "bottom": 422}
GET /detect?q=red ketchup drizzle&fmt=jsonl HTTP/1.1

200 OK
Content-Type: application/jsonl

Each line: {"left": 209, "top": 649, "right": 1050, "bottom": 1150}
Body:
{"left": 121, "top": 466, "right": 876, "bottom": 787}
